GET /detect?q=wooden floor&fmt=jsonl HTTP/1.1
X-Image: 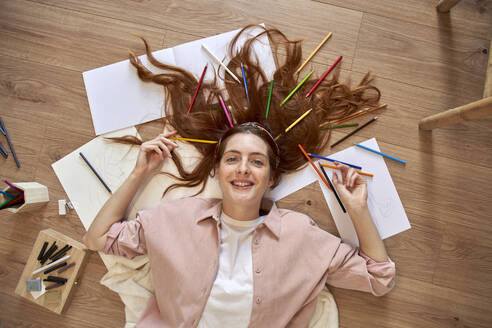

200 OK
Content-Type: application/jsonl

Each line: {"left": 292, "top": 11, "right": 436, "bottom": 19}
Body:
{"left": 1, "top": 0, "right": 491, "bottom": 327}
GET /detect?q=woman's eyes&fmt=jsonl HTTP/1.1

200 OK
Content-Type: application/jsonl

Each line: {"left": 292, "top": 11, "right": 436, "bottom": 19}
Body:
{"left": 224, "top": 157, "right": 264, "bottom": 166}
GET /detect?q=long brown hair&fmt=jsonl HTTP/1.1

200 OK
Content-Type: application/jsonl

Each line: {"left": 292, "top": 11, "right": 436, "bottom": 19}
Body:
{"left": 110, "top": 25, "right": 381, "bottom": 196}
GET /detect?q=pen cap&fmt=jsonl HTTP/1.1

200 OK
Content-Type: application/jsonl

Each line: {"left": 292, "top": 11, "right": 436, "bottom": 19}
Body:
{"left": 0, "top": 182, "right": 49, "bottom": 214}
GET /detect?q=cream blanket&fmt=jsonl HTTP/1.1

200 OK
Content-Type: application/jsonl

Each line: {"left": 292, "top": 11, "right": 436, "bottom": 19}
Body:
{"left": 100, "top": 254, "right": 338, "bottom": 328}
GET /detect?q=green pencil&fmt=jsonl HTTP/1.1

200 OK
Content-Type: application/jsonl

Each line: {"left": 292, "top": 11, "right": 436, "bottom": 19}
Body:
{"left": 280, "top": 72, "right": 312, "bottom": 107}
{"left": 320, "top": 123, "right": 359, "bottom": 130}
{"left": 266, "top": 79, "right": 274, "bottom": 118}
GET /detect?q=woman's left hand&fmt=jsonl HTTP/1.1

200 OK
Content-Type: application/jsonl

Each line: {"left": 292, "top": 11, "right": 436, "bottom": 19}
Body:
{"left": 331, "top": 162, "right": 368, "bottom": 211}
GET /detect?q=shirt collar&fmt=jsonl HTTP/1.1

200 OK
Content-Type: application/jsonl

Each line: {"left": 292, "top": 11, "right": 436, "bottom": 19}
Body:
{"left": 195, "top": 198, "right": 281, "bottom": 239}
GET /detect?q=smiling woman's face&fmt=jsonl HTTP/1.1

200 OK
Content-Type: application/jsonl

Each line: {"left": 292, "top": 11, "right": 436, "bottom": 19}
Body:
{"left": 215, "top": 133, "right": 273, "bottom": 209}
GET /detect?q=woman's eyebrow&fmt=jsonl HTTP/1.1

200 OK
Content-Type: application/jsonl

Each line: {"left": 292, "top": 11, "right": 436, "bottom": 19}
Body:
{"left": 224, "top": 149, "right": 267, "bottom": 158}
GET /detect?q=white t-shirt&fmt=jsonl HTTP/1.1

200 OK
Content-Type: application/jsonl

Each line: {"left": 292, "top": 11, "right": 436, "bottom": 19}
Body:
{"left": 197, "top": 211, "right": 266, "bottom": 327}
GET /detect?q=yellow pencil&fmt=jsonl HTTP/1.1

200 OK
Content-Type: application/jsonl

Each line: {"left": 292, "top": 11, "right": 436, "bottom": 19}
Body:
{"left": 285, "top": 108, "right": 313, "bottom": 133}
{"left": 169, "top": 136, "right": 218, "bottom": 144}
{"left": 296, "top": 32, "right": 333, "bottom": 74}
{"left": 321, "top": 163, "right": 374, "bottom": 177}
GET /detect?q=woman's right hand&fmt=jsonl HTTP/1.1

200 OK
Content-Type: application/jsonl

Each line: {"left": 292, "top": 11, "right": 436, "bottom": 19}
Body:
{"left": 133, "top": 131, "right": 179, "bottom": 177}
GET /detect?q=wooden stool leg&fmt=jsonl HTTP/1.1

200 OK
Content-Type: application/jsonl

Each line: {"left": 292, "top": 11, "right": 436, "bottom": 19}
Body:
{"left": 436, "top": 0, "right": 462, "bottom": 12}
{"left": 419, "top": 97, "right": 492, "bottom": 130}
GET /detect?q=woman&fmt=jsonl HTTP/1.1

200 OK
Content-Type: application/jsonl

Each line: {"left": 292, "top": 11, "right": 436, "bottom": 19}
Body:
{"left": 83, "top": 25, "right": 395, "bottom": 327}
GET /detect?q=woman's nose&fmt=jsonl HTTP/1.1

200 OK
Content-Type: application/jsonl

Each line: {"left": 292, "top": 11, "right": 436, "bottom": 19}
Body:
{"left": 236, "top": 159, "right": 250, "bottom": 174}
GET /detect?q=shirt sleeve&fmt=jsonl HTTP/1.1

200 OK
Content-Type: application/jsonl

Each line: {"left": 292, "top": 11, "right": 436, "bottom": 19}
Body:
{"left": 325, "top": 241, "right": 396, "bottom": 296}
{"left": 103, "top": 212, "right": 147, "bottom": 259}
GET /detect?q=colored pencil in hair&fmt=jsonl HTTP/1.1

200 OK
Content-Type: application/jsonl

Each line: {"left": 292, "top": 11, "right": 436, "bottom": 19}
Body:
{"left": 280, "top": 72, "right": 312, "bottom": 107}
{"left": 218, "top": 95, "right": 234, "bottom": 128}
{"left": 285, "top": 109, "right": 312, "bottom": 133}
{"left": 319, "top": 163, "right": 346, "bottom": 213}
{"left": 79, "top": 152, "right": 112, "bottom": 193}
{"left": 169, "top": 136, "right": 218, "bottom": 144}
{"left": 296, "top": 32, "right": 333, "bottom": 74}
{"left": 321, "top": 163, "right": 374, "bottom": 177}
{"left": 332, "top": 104, "right": 387, "bottom": 125}
{"left": 187, "top": 64, "right": 208, "bottom": 114}
{"left": 240, "top": 63, "right": 250, "bottom": 105}
{"left": 306, "top": 55, "right": 342, "bottom": 97}
{"left": 331, "top": 117, "right": 378, "bottom": 148}
{"left": 320, "top": 123, "right": 359, "bottom": 130}
{"left": 201, "top": 44, "right": 240, "bottom": 83}
{"left": 265, "top": 80, "right": 274, "bottom": 118}
{"left": 308, "top": 153, "right": 362, "bottom": 170}
{"left": 353, "top": 143, "right": 406, "bottom": 164}
{"left": 298, "top": 144, "right": 331, "bottom": 190}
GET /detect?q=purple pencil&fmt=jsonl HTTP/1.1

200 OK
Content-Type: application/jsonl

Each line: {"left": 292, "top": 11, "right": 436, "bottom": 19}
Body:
{"left": 218, "top": 95, "right": 234, "bottom": 128}
{"left": 4, "top": 180, "right": 24, "bottom": 194}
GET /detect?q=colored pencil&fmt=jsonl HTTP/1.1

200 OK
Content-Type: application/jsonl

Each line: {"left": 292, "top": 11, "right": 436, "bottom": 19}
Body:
{"left": 331, "top": 117, "right": 378, "bottom": 148}
{"left": 308, "top": 153, "right": 362, "bottom": 170}
{"left": 321, "top": 163, "right": 374, "bottom": 177}
{"left": 280, "top": 72, "right": 312, "bottom": 107}
{"left": 169, "top": 136, "right": 218, "bottom": 144}
{"left": 331, "top": 104, "right": 387, "bottom": 125}
{"left": 265, "top": 80, "right": 274, "bottom": 118}
{"left": 285, "top": 109, "right": 312, "bottom": 133}
{"left": 0, "top": 117, "right": 20, "bottom": 168}
{"left": 0, "top": 194, "right": 23, "bottom": 209}
{"left": 0, "top": 142, "right": 7, "bottom": 158}
{"left": 320, "top": 123, "right": 359, "bottom": 130}
{"left": 201, "top": 44, "right": 240, "bottom": 83}
{"left": 240, "top": 63, "right": 250, "bottom": 105}
{"left": 296, "top": 32, "right": 333, "bottom": 74}
{"left": 79, "top": 152, "right": 112, "bottom": 193}
{"left": 306, "top": 55, "right": 342, "bottom": 97}
{"left": 319, "top": 163, "right": 346, "bottom": 213}
{"left": 353, "top": 143, "right": 406, "bottom": 164}
{"left": 298, "top": 144, "right": 331, "bottom": 190}
{"left": 4, "top": 180, "right": 23, "bottom": 194}
{"left": 218, "top": 95, "right": 234, "bottom": 128}
{"left": 0, "top": 190, "right": 16, "bottom": 198}
{"left": 187, "top": 64, "right": 207, "bottom": 114}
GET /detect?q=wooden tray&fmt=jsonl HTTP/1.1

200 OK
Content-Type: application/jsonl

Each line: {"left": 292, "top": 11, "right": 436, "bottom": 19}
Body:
{"left": 14, "top": 228, "right": 87, "bottom": 314}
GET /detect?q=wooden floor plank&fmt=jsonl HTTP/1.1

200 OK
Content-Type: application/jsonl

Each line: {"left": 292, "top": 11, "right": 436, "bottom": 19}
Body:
{"left": 30, "top": 0, "right": 363, "bottom": 69}
{"left": 353, "top": 13, "right": 489, "bottom": 100}
{"left": 314, "top": 0, "right": 492, "bottom": 40}
{"left": 0, "top": 0, "right": 166, "bottom": 72}
{"left": 1, "top": 0, "right": 491, "bottom": 327}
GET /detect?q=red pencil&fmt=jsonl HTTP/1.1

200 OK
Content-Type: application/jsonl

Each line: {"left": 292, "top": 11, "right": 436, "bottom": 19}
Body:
{"left": 187, "top": 64, "right": 208, "bottom": 114}
{"left": 298, "top": 144, "right": 331, "bottom": 190}
{"left": 306, "top": 55, "right": 342, "bottom": 97}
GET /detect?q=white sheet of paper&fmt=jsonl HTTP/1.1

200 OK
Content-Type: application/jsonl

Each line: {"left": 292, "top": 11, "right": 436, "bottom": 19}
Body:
{"left": 268, "top": 138, "right": 411, "bottom": 246}
{"left": 83, "top": 24, "right": 275, "bottom": 135}
{"left": 52, "top": 127, "right": 141, "bottom": 230}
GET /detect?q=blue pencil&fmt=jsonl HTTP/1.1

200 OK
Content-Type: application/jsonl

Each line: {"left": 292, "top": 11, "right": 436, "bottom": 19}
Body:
{"left": 240, "top": 63, "right": 250, "bottom": 105}
{"left": 0, "top": 190, "right": 16, "bottom": 198}
{"left": 308, "top": 153, "right": 362, "bottom": 170}
{"left": 353, "top": 143, "right": 406, "bottom": 164}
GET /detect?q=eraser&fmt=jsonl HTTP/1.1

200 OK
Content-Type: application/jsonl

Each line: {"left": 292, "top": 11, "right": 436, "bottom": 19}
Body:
{"left": 58, "top": 199, "right": 67, "bottom": 215}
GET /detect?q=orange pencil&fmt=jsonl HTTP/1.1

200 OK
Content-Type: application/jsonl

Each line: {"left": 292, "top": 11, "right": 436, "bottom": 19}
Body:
{"left": 298, "top": 144, "right": 331, "bottom": 190}
{"left": 321, "top": 163, "right": 374, "bottom": 177}
{"left": 332, "top": 104, "right": 387, "bottom": 125}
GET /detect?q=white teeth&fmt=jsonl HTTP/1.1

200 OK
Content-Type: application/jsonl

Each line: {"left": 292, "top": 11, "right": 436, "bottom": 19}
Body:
{"left": 232, "top": 181, "right": 252, "bottom": 187}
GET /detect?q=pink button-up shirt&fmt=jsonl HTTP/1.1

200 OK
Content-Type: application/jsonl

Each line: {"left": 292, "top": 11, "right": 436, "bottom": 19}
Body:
{"left": 104, "top": 197, "right": 395, "bottom": 327}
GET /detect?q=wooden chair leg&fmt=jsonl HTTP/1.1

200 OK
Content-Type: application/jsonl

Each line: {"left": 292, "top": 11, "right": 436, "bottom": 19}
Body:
{"left": 419, "top": 96, "right": 492, "bottom": 130}
{"left": 484, "top": 40, "right": 492, "bottom": 98}
{"left": 436, "top": 0, "right": 462, "bottom": 12}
